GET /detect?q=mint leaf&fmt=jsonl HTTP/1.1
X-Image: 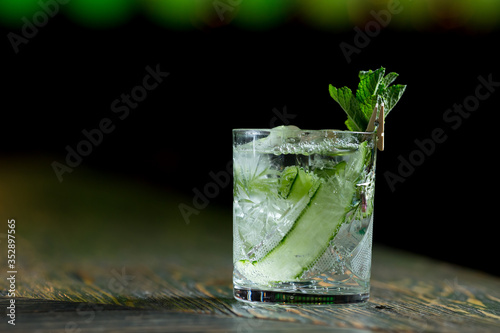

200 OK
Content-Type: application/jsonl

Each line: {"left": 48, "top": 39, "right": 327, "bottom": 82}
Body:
{"left": 356, "top": 68, "right": 385, "bottom": 103}
{"left": 329, "top": 85, "right": 365, "bottom": 132}
{"left": 382, "top": 71, "right": 399, "bottom": 87}
{"left": 329, "top": 67, "right": 407, "bottom": 131}
{"left": 380, "top": 83, "right": 406, "bottom": 117}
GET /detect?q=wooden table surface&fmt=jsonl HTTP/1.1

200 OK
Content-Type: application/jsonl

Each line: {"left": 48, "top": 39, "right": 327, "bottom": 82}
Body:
{"left": 1, "top": 158, "right": 500, "bottom": 332}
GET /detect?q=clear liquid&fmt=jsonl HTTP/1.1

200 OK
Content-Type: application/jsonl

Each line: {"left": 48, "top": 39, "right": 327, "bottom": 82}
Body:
{"left": 233, "top": 141, "right": 376, "bottom": 304}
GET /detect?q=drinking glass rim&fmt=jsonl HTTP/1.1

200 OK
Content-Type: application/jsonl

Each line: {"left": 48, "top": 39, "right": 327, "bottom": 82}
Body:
{"left": 232, "top": 128, "right": 376, "bottom": 135}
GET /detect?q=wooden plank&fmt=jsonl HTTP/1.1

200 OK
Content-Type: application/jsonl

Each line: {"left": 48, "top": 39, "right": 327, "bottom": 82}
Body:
{"left": 0, "top": 299, "right": 360, "bottom": 333}
{"left": 2, "top": 244, "right": 499, "bottom": 332}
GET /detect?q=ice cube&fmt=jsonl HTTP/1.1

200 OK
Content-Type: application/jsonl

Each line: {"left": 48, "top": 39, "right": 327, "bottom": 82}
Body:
{"left": 269, "top": 125, "right": 302, "bottom": 141}
{"left": 261, "top": 125, "right": 302, "bottom": 153}
{"left": 234, "top": 126, "right": 302, "bottom": 155}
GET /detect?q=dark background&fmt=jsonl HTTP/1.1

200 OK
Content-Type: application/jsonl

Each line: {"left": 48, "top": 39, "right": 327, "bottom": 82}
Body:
{"left": 1, "top": 2, "right": 499, "bottom": 276}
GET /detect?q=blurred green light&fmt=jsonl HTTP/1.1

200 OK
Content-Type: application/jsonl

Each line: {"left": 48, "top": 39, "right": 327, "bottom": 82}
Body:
{"left": 0, "top": 0, "right": 40, "bottom": 27}
{"left": 388, "top": 0, "right": 433, "bottom": 31}
{"left": 1, "top": 0, "right": 499, "bottom": 32}
{"left": 232, "top": 0, "right": 292, "bottom": 30}
{"left": 299, "top": 0, "right": 350, "bottom": 31}
{"left": 465, "top": 0, "right": 500, "bottom": 31}
{"left": 64, "top": 0, "right": 136, "bottom": 28}
{"left": 142, "top": 0, "right": 208, "bottom": 30}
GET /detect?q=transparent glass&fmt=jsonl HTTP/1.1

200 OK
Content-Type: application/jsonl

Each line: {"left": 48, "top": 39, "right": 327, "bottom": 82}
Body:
{"left": 232, "top": 127, "right": 377, "bottom": 305}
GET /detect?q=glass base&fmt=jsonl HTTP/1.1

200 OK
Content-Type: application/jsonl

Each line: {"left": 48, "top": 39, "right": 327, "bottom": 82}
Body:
{"left": 234, "top": 288, "right": 369, "bottom": 305}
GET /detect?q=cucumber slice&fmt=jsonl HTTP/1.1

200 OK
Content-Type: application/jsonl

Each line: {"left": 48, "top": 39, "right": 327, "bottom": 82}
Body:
{"left": 240, "top": 166, "right": 320, "bottom": 261}
{"left": 236, "top": 141, "right": 369, "bottom": 284}
{"left": 278, "top": 166, "right": 299, "bottom": 199}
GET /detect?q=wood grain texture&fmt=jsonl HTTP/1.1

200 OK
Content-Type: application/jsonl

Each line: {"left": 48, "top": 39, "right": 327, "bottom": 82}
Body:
{"left": 0, "top": 158, "right": 499, "bottom": 332}
{"left": 2, "top": 246, "right": 499, "bottom": 332}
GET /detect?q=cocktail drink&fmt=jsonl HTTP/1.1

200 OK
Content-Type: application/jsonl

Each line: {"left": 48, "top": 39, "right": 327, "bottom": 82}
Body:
{"left": 233, "top": 127, "right": 377, "bottom": 304}
{"left": 232, "top": 67, "right": 407, "bottom": 305}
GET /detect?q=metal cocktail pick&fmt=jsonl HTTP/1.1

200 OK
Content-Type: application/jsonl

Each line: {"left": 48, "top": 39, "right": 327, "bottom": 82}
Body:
{"left": 365, "top": 102, "right": 385, "bottom": 151}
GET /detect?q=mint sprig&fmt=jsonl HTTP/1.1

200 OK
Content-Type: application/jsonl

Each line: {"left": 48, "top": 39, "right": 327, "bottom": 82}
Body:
{"left": 329, "top": 67, "right": 407, "bottom": 132}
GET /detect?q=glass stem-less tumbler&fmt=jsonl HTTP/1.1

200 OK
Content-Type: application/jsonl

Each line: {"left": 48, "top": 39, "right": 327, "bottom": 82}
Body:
{"left": 232, "top": 127, "right": 377, "bottom": 305}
